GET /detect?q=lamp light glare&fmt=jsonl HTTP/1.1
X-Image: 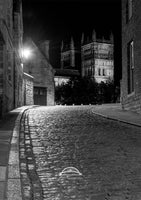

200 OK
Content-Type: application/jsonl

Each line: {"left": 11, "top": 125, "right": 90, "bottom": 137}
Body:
{"left": 22, "top": 48, "right": 32, "bottom": 59}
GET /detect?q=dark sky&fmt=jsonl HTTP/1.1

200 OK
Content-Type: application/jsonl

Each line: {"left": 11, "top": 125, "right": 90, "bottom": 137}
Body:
{"left": 22, "top": 0, "right": 121, "bottom": 82}
{"left": 23, "top": 0, "right": 121, "bottom": 42}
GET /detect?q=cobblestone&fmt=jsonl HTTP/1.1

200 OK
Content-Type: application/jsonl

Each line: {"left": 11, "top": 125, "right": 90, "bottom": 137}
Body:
{"left": 19, "top": 113, "right": 43, "bottom": 200}
{"left": 19, "top": 106, "right": 141, "bottom": 200}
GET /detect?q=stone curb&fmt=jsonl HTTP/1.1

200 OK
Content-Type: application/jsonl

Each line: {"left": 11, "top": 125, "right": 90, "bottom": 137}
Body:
{"left": 92, "top": 110, "right": 141, "bottom": 128}
{"left": 6, "top": 106, "right": 36, "bottom": 200}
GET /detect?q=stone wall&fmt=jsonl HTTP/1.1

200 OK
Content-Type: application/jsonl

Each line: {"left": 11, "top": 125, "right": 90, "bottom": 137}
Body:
{"left": 24, "top": 39, "right": 55, "bottom": 106}
{"left": 0, "top": 0, "right": 24, "bottom": 117}
{"left": 122, "top": 92, "right": 141, "bottom": 112}
{"left": 14, "top": 56, "right": 24, "bottom": 108}
{"left": 23, "top": 73, "right": 34, "bottom": 105}
{"left": 121, "top": 0, "right": 141, "bottom": 112}
{"left": 81, "top": 41, "right": 114, "bottom": 83}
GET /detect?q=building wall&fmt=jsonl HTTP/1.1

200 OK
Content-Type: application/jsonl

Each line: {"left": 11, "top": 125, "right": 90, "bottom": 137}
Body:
{"left": 60, "top": 34, "right": 113, "bottom": 84}
{"left": 24, "top": 40, "right": 55, "bottom": 106}
{"left": 54, "top": 76, "right": 70, "bottom": 86}
{"left": 0, "top": 0, "right": 24, "bottom": 116}
{"left": 23, "top": 73, "right": 34, "bottom": 105}
{"left": 13, "top": 0, "right": 24, "bottom": 107}
{"left": 121, "top": 0, "right": 141, "bottom": 112}
{"left": 0, "top": 0, "right": 14, "bottom": 116}
{"left": 81, "top": 40, "right": 114, "bottom": 83}
{"left": 61, "top": 38, "right": 80, "bottom": 71}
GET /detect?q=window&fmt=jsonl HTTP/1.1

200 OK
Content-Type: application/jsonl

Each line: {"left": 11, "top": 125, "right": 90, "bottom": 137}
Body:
{"left": 103, "top": 69, "right": 106, "bottom": 76}
{"left": 127, "top": 40, "right": 134, "bottom": 94}
{"left": 98, "top": 68, "right": 101, "bottom": 76}
{"left": 7, "top": 51, "right": 12, "bottom": 82}
{"left": 126, "top": 0, "right": 133, "bottom": 23}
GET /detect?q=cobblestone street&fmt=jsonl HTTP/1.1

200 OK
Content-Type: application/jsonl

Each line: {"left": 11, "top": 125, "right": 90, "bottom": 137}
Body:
{"left": 19, "top": 106, "right": 141, "bottom": 200}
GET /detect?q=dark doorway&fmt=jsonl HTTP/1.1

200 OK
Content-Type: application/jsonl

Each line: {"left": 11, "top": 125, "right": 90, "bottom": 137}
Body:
{"left": 34, "top": 87, "right": 47, "bottom": 105}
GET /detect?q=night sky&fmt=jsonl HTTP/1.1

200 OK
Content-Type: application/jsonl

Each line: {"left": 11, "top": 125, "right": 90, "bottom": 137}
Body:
{"left": 22, "top": 0, "right": 122, "bottom": 83}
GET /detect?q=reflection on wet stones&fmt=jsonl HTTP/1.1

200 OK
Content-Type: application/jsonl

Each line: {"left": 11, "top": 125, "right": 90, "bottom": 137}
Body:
{"left": 19, "top": 107, "right": 141, "bottom": 199}
{"left": 58, "top": 175, "right": 87, "bottom": 199}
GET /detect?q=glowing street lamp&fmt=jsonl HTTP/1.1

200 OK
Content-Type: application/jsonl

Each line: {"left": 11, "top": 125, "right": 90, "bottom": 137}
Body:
{"left": 22, "top": 47, "right": 32, "bottom": 60}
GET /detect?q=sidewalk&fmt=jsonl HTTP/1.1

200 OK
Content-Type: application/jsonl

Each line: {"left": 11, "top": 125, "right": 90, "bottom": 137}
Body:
{"left": 0, "top": 106, "right": 34, "bottom": 200}
{"left": 92, "top": 103, "right": 141, "bottom": 127}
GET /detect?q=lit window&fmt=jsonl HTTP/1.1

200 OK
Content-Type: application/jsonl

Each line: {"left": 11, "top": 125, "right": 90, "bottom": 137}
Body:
{"left": 127, "top": 40, "right": 134, "bottom": 94}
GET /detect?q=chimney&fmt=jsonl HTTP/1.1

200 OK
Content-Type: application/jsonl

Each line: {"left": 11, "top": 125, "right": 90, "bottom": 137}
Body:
{"left": 110, "top": 32, "right": 114, "bottom": 43}
{"left": 40, "top": 40, "right": 50, "bottom": 60}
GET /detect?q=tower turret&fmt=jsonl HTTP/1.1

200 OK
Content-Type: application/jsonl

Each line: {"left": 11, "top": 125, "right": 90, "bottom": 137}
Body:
{"left": 81, "top": 32, "right": 84, "bottom": 45}
{"left": 61, "top": 40, "right": 64, "bottom": 52}
{"left": 70, "top": 37, "right": 74, "bottom": 50}
{"left": 92, "top": 29, "right": 96, "bottom": 41}
{"left": 110, "top": 32, "right": 114, "bottom": 43}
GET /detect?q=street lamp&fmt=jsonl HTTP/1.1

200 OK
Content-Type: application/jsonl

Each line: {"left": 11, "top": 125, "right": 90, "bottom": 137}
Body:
{"left": 21, "top": 47, "right": 32, "bottom": 60}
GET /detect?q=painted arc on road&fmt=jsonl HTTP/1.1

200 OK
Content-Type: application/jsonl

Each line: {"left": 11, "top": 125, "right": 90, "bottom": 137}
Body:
{"left": 59, "top": 167, "right": 82, "bottom": 177}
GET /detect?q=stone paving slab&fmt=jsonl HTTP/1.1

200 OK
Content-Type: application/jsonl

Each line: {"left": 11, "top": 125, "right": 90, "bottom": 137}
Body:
{"left": 0, "top": 167, "right": 6, "bottom": 181}
{"left": 0, "top": 146, "right": 9, "bottom": 165}
{"left": 92, "top": 104, "right": 141, "bottom": 127}
{"left": 0, "top": 182, "right": 5, "bottom": 200}
{"left": 0, "top": 106, "right": 37, "bottom": 200}
{"left": 0, "top": 131, "right": 12, "bottom": 138}
{"left": 6, "top": 179, "right": 22, "bottom": 200}
{"left": 8, "top": 164, "right": 20, "bottom": 178}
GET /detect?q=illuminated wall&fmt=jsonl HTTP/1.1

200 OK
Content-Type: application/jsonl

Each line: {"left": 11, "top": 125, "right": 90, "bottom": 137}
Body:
{"left": 81, "top": 40, "right": 114, "bottom": 83}
{"left": 54, "top": 76, "right": 70, "bottom": 86}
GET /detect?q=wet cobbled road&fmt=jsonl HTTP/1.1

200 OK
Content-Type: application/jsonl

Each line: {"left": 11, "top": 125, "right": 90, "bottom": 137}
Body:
{"left": 19, "top": 106, "right": 141, "bottom": 200}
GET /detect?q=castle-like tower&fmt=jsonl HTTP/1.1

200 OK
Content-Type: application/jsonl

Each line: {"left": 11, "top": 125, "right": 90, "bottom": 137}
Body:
{"left": 81, "top": 30, "right": 114, "bottom": 83}
{"left": 59, "top": 30, "right": 114, "bottom": 84}
{"left": 61, "top": 37, "right": 80, "bottom": 70}
{"left": 54, "top": 38, "right": 80, "bottom": 86}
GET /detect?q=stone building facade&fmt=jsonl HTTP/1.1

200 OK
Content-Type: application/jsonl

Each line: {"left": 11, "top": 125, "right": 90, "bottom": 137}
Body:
{"left": 59, "top": 31, "right": 114, "bottom": 85}
{"left": 23, "top": 39, "right": 55, "bottom": 106}
{"left": 55, "top": 38, "right": 80, "bottom": 86}
{"left": 13, "top": 0, "right": 24, "bottom": 107}
{"left": 121, "top": 0, "right": 141, "bottom": 112}
{"left": 0, "top": 0, "right": 24, "bottom": 117}
{"left": 81, "top": 31, "right": 114, "bottom": 83}
{"left": 23, "top": 72, "right": 34, "bottom": 105}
